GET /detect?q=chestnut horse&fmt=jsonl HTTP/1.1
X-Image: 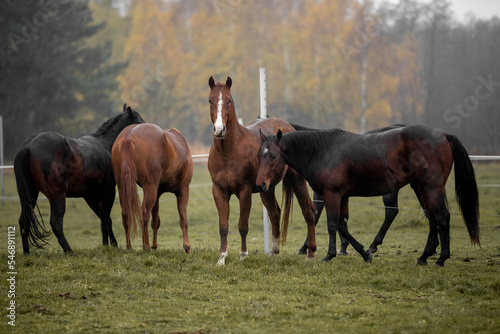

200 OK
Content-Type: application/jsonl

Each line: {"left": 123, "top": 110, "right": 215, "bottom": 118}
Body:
{"left": 257, "top": 125, "right": 480, "bottom": 266}
{"left": 111, "top": 123, "right": 193, "bottom": 252}
{"left": 14, "top": 104, "right": 145, "bottom": 254}
{"left": 207, "top": 76, "right": 317, "bottom": 265}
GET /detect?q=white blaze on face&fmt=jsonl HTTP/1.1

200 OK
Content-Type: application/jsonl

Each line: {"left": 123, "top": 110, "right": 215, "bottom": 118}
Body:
{"left": 214, "top": 91, "right": 224, "bottom": 135}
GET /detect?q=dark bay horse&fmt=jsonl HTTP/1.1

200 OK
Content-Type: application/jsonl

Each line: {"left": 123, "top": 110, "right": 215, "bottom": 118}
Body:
{"left": 111, "top": 123, "right": 193, "bottom": 252}
{"left": 257, "top": 125, "right": 480, "bottom": 266}
{"left": 292, "top": 123, "right": 429, "bottom": 257}
{"left": 208, "top": 76, "right": 317, "bottom": 265}
{"left": 14, "top": 104, "right": 145, "bottom": 254}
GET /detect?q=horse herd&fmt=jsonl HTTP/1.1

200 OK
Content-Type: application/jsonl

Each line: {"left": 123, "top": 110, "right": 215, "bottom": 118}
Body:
{"left": 14, "top": 77, "right": 480, "bottom": 267}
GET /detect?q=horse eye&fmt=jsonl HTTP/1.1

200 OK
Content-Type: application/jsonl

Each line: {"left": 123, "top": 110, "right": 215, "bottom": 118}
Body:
{"left": 271, "top": 153, "right": 278, "bottom": 160}
{"left": 228, "top": 99, "right": 232, "bottom": 104}
{"left": 208, "top": 100, "right": 212, "bottom": 104}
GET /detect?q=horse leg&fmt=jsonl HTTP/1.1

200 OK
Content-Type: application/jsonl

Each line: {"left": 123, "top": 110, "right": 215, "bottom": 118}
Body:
{"left": 175, "top": 186, "right": 191, "bottom": 253}
{"left": 49, "top": 196, "right": 73, "bottom": 253}
{"left": 259, "top": 188, "right": 281, "bottom": 257}
{"left": 150, "top": 198, "right": 160, "bottom": 250}
{"left": 335, "top": 197, "right": 372, "bottom": 263}
{"left": 338, "top": 234, "right": 349, "bottom": 256}
{"left": 236, "top": 185, "right": 253, "bottom": 260}
{"left": 213, "top": 184, "right": 230, "bottom": 265}
{"left": 367, "top": 190, "right": 400, "bottom": 254}
{"left": 140, "top": 184, "right": 159, "bottom": 251}
{"left": 411, "top": 182, "right": 439, "bottom": 255}
{"left": 288, "top": 175, "right": 317, "bottom": 259}
{"left": 322, "top": 192, "right": 341, "bottom": 262}
{"left": 417, "top": 188, "right": 450, "bottom": 266}
{"left": 85, "top": 191, "right": 117, "bottom": 248}
{"left": 298, "top": 192, "right": 322, "bottom": 255}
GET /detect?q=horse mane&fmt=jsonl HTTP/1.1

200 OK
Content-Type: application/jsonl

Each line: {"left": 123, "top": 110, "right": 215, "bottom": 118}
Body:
{"left": 283, "top": 129, "right": 350, "bottom": 157}
{"left": 93, "top": 112, "right": 128, "bottom": 137}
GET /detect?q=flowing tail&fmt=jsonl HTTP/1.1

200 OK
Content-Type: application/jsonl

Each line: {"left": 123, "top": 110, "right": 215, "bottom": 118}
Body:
{"left": 446, "top": 134, "right": 480, "bottom": 246}
{"left": 14, "top": 148, "right": 51, "bottom": 250}
{"left": 280, "top": 176, "right": 294, "bottom": 245}
{"left": 116, "top": 140, "right": 142, "bottom": 241}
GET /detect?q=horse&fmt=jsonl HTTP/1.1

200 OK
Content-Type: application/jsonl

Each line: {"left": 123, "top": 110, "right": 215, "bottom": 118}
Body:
{"left": 256, "top": 125, "right": 480, "bottom": 266}
{"left": 291, "top": 123, "right": 430, "bottom": 257}
{"left": 111, "top": 123, "right": 193, "bottom": 252}
{"left": 14, "top": 104, "right": 145, "bottom": 254}
{"left": 207, "top": 76, "right": 317, "bottom": 265}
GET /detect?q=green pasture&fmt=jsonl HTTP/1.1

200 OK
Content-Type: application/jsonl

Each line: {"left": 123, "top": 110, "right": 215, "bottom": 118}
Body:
{"left": 1, "top": 163, "right": 499, "bottom": 333}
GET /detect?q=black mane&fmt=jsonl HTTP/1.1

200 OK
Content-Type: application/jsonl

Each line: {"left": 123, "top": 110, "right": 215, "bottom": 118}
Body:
{"left": 282, "top": 129, "right": 351, "bottom": 157}
{"left": 93, "top": 112, "right": 128, "bottom": 137}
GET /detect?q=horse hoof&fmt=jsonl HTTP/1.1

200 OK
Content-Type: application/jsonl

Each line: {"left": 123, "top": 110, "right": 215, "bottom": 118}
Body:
{"left": 338, "top": 250, "right": 348, "bottom": 256}
{"left": 433, "top": 262, "right": 445, "bottom": 268}
{"left": 217, "top": 251, "right": 228, "bottom": 266}
{"left": 415, "top": 260, "right": 428, "bottom": 266}
{"left": 297, "top": 248, "right": 307, "bottom": 255}
{"left": 365, "top": 253, "right": 373, "bottom": 263}
{"left": 367, "top": 247, "right": 377, "bottom": 254}
{"left": 240, "top": 251, "right": 249, "bottom": 260}
{"left": 321, "top": 254, "right": 335, "bottom": 262}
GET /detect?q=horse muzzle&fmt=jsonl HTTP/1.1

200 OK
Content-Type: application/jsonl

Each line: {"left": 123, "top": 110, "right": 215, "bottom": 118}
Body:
{"left": 256, "top": 181, "right": 270, "bottom": 193}
{"left": 213, "top": 125, "right": 226, "bottom": 138}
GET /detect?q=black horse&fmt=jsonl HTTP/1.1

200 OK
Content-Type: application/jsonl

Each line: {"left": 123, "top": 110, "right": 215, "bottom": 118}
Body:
{"left": 291, "top": 124, "right": 429, "bottom": 257}
{"left": 256, "top": 125, "right": 480, "bottom": 266}
{"left": 14, "top": 104, "right": 145, "bottom": 254}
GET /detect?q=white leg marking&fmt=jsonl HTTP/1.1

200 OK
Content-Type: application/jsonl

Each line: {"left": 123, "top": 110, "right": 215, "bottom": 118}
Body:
{"left": 240, "top": 251, "right": 249, "bottom": 260}
{"left": 217, "top": 251, "right": 228, "bottom": 265}
{"left": 270, "top": 237, "right": 280, "bottom": 257}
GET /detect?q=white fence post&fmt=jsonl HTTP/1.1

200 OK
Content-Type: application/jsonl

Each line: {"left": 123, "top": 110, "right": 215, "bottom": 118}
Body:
{"left": 260, "top": 68, "right": 270, "bottom": 254}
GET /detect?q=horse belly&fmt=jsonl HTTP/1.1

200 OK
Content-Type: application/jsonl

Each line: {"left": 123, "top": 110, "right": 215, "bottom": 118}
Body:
{"left": 348, "top": 160, "right": 406, "bottom": 197}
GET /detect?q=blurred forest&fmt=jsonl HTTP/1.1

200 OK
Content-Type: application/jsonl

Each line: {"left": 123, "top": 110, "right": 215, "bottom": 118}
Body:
{"left": 1, "top": 0, "right": 500, "bottom": 159}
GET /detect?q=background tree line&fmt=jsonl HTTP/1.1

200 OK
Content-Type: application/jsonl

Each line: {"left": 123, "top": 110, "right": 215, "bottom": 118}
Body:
{"left": 1, "top": 0, "right": 499, "bottom": 160}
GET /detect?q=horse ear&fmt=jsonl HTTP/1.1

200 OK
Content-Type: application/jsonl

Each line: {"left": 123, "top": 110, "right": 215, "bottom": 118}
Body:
{"left": 208, "top": 76, "right": 215, "bottom": 88}
{"left": 277, "top": 129, "right": 283, "bottom": 141}
{"left": 226, "top": 76, "right": 232, "bottom": 89}
{"left": 259, "top": 129, "right": 267, "bottom": 143}
{"left": 127, "top": 106, "right": 133, "bottom": 115}
{"left": 123, "top": 104, "right": 127, "bottom": 112}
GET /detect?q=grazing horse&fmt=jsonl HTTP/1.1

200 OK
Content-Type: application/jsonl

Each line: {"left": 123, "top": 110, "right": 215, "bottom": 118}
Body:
{"left": 292, "top": 124, "right": 429, "bottom": 257}
{"left": 207, "top": 76, "right": 317, "bottom": 265}
{"left": 257, "top": 125, "right": 480, "bottom": 266}
{"left": 14, "top": 105, "right": 145, "bottom": 254}
{"left": 111, "top": 123, "right": 193, "bottom": 252}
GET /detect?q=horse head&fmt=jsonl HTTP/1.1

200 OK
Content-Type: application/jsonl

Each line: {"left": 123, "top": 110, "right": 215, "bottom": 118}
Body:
{"left": 208, "top": 76, "right": 233, "bottom": 139}
{"left": 121, "top": 103, "right": 145, "bottom": 127}
{"left": 256, "top": 129, "right": 287, "bottom": 192}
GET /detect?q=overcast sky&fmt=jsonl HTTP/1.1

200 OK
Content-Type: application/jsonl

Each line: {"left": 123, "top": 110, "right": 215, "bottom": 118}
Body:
{"left": 376, "top": 0, "right": 500, "bottom": 20}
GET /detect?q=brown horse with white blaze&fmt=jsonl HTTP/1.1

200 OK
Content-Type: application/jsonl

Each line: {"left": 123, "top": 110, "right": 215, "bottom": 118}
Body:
{"left": 207, "top": 76, "right": 317, "bottom": 265}
{"left": 111, "top": 123, "right": 193, "bottom": 252}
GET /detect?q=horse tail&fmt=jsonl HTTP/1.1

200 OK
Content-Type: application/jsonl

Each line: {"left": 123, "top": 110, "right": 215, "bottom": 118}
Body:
{"left": 14, "top": 147, "right": 51, "bottom": 249}
{"left": 117, "top": 140, "right": 142, "bottom": 241}
{"left": 445, "top": 134, "right": 480, "bottom": 246}
{"left": 280, "top": 176, "right": 294, "bottom": 245}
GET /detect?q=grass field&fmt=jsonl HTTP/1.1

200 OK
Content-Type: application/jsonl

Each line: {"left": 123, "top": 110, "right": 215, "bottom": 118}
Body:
{"left": 1, "top": 162, "right": 500, "bottom": 333}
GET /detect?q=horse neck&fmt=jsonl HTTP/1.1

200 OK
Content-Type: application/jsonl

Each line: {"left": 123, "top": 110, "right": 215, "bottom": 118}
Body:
{"left": 93, "top": 125, "right": 127, "bottom": 151}
{"left": 213, "top": 104, "right": 246, "bottom": 150}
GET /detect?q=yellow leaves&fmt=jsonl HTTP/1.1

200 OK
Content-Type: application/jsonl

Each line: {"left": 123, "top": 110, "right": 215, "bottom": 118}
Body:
{"left": 103, "top": 0, "right": 424, "bottom": 139}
